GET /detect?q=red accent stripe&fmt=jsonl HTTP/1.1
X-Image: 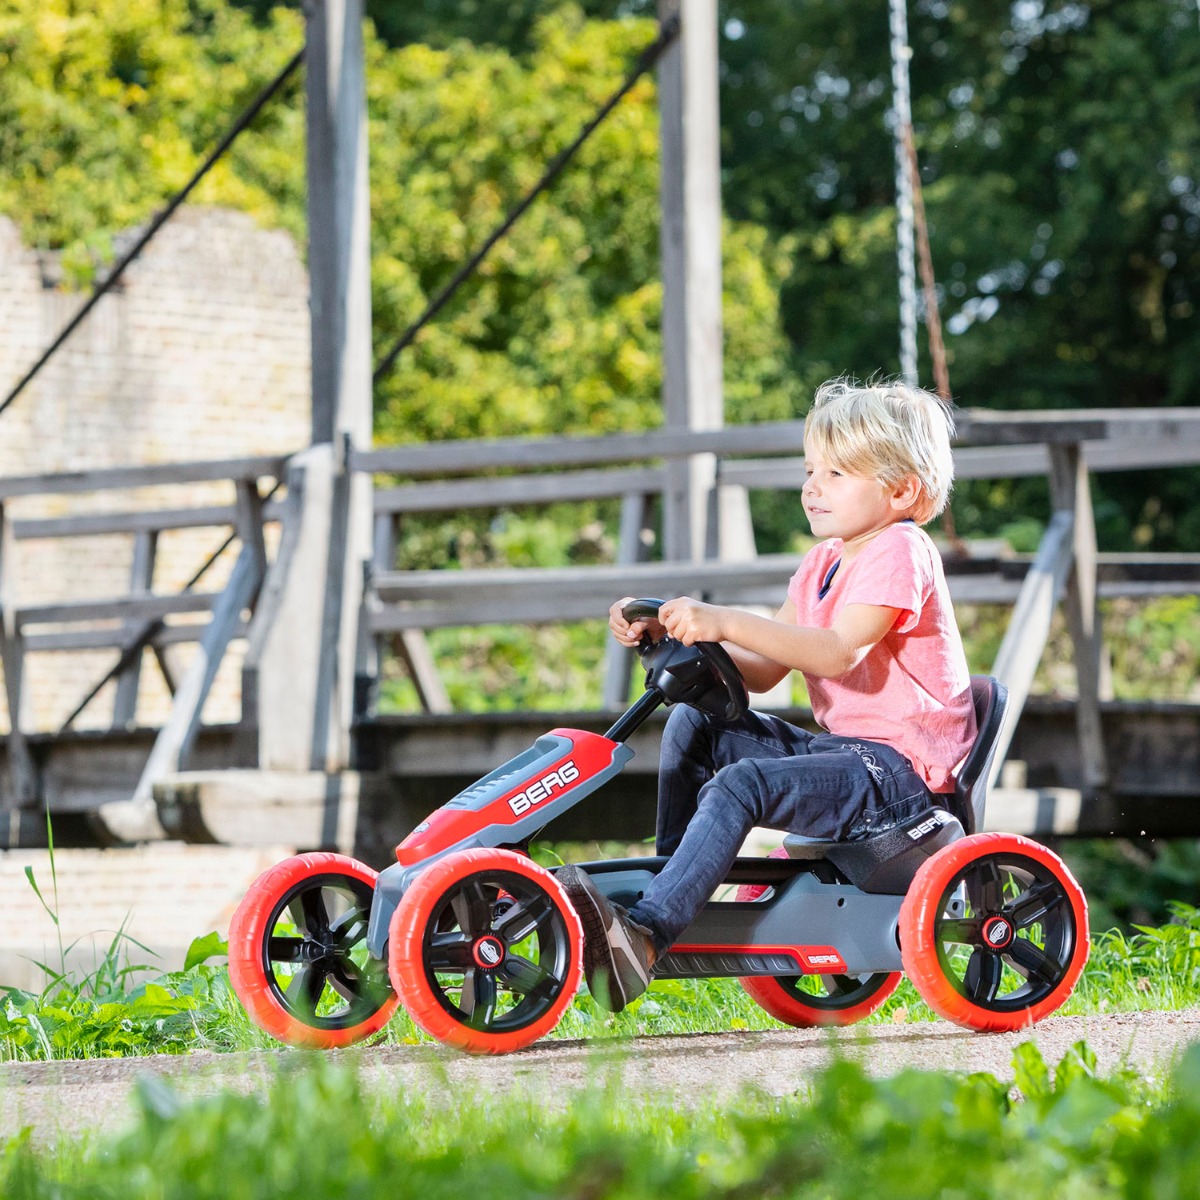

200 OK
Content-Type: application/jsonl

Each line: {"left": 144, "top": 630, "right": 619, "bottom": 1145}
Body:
{"left": 669, "top": 943, "right": 848, "bottom": 974}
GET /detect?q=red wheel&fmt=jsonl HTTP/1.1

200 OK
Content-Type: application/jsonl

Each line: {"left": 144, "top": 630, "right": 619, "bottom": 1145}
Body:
{"left": 228, "top": 852, "right": 399, "bottom": 1048}
{"left": 899, "top": 833, "right": 1089, "bottom": 1032}
{"left": 734, "top": 847, "right": 901, "bottom": 1027}
{"left": 389, "top": 848, "right": 582, "bottom": 1055}
{"left": 741, "top": 970, "right": 902, "bottom": 1028}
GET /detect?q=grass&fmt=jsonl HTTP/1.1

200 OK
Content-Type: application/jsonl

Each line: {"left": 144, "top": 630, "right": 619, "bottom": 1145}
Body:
{"left": 5, "top": 871, "right": 1200, "bottom": 1195}
{"left": 1, "top": 1038, "right": 1193, "bottom": 1198}
{"left": 3, "top": 902, "right": 1200, "bottom": 1061}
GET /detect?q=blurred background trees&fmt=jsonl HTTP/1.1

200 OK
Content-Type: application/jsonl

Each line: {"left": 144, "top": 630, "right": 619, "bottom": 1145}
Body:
{"left": 4, "top": 0, "right": 1200, "bottom": 637}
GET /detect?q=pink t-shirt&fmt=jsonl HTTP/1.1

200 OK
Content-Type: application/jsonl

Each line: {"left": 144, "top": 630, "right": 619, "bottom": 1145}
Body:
{"left": 786, "top": 521, "right": 977, "bottom": 794}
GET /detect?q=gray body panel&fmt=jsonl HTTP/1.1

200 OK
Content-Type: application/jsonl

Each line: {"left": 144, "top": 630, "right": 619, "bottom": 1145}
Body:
{"left": 580, "top": 857, "right": 905, "bottom": 977}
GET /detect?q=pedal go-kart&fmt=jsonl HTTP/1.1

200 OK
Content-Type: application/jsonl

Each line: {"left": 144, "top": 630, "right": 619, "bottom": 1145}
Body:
{"left": 228, "top": 599, "right": 1089, "bottom": 1055}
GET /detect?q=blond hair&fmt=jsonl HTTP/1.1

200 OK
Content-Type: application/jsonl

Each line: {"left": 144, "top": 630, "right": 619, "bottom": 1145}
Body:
{"left": 805, "top": 379, "right": 956, "bottom": 524}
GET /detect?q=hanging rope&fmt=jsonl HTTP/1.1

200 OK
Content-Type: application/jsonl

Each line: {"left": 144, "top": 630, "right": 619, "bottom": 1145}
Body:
{"left": 904, "top": 128, "right": 951, "bottom": 401}
{"left": 889, "top": 0, "right": 950, "bottom": 400}
{"left": 0, "top": 47, "right": 305, "bottom": 422}
{"left": 888, "top": 0, "right": 961, "bottom": 549}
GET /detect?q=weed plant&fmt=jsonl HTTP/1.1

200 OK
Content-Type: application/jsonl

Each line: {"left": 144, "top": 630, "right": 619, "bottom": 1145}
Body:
{"left": 1, "top": 1039, "right": 1193, "bottom": 1198}
{"left": 5, "top": 904, "right": 1200, "bottom": 1060}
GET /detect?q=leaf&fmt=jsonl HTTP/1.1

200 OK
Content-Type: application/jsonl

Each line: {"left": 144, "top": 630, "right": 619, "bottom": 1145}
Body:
{"left": 184, "top": 931, "right": 229, "bottom": 972}
{"left": 1054, "top": 1040, "right": 1099, "bottom": 1091}
{"left": 23, "top": 867, "right": 59, "bottom": 927}
{"left": 135, "top": 1075, "right": 183, "bottom": 1123}
{"left": 1012, "top": 1041, "right": 1053, "bottom": 1101}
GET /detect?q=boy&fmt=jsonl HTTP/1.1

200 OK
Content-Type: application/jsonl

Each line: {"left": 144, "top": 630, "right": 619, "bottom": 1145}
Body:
{"left": 557, "top": 379, "right": 978, "bottom": 1012}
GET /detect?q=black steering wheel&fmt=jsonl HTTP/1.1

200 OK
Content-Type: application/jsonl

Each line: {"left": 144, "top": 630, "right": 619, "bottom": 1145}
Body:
{"left": 622, "top": 598, "right": 748, "bottom": 723}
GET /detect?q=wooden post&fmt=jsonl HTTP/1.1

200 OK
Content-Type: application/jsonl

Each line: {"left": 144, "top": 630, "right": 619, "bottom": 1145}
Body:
{"left": 304, "top": 0, "right": 375, "bottom": 768}
{"left": 112, "top": 530, "right": 157, "bottom": 729}
{"left": 1049, "top": 443, "right": 1109, "bottom": 789}
{"left": 306, "top": 0, "right": 373, "bottom": 453}
{"left": 989, "top": 510, "right": 1076, "bottom": 786}
{"left": 658, "top": 0, "right": 723, "bottom": 563}
{"left": 0, "top": 503, "right": 37, "bottom": 811}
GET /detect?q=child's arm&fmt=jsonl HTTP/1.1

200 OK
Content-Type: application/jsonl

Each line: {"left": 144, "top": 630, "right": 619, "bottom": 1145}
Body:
{"left": 610, "top": 596, "right": 788, "bottom": 693}
{"left": 659, "top": 596, "right": 902, "bottom": 682}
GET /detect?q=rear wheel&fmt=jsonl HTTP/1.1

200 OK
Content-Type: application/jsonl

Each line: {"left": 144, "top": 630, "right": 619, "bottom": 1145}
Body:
{"left": 228, "top": 853, "right": 398, "bottom": 1048}
{"left": 899, "top": 833, "right": 1089, "bottom": 1032}
{"left": 734, "top": 851, "right": 901, "bottom": 1027}
{"left": 740, "top": 970, "right": 902, "bottom": 1028}
{"left": 389, "top": 848, "right": 583, "bottom": 1054}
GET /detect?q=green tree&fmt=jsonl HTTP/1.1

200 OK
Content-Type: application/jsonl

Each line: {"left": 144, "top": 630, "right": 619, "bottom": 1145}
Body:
{"left": 0, "top": 0, "right": 307, "bottom": 281}
{"left": 714, "top": 0, "right": 1200, "bottom": 549}
{"left": 367, "top": 9, "right": 802, "bottom": 445}
{"left": 0, "top": 0, "right": 803, "bottom": 441}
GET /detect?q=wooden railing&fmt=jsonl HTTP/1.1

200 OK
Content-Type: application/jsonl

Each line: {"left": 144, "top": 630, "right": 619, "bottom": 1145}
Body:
{"left": 354, "top": 408, "right": 1200, "bottom": 808}
{"left": 2, "top": 409, "right": 1199, "bottom": 836}
{"left": 0, "top": 456, "right": 287, "bottom": 807}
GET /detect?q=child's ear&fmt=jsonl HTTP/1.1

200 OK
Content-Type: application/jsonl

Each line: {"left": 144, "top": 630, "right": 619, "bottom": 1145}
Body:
{"left": 889, "top": 475, "right": 922, "bottom": 512}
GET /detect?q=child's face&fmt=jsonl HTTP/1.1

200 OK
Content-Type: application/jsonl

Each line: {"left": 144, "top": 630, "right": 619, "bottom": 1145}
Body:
{"left": 802, "top": 443, "right": 904, "bottom": 548}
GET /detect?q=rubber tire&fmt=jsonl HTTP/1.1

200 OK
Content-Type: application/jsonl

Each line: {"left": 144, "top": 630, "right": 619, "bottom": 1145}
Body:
{"left": 734, "top": 848, "right": 901, "bottom": 1027}
{"left": 229, "top": 852, "right": 399, "bottom": 1048}
{"left": 899, "top": 832, "right": 1089, "bottom": 1032}
{"left": 741, "top": 970, "right": 902, "bottom": 1028}
{"left": 389, "top": 848, "right": 583, "bottom": 1055}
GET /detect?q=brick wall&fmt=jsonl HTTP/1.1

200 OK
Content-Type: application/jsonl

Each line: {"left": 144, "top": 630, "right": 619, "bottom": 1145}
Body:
{"left": 0, "top": 207, "right": 311, "bottom": 732}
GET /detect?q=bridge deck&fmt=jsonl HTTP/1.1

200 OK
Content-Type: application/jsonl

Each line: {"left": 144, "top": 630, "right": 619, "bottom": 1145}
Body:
{"left": 4, "top": 697, "right": 1197, "bottom": 857}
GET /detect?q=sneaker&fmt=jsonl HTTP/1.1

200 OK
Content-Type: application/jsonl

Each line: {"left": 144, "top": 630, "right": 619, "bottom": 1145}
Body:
{"left": 556, "top": 865, "right": 655, "bottom": 1013}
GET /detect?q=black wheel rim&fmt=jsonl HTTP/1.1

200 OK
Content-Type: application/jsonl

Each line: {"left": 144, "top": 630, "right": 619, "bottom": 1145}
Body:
{"left": 773, "top": 971, "right": 894, "bottom": 1011}
{"left": 261, "top": 873, "right": 391, "bottom": 1030}
{"left": 932, "top": 852, "right": 1078, "bottom": 1013}
{"left": 422, "top": 870, "right": 574, "bottom": 1034}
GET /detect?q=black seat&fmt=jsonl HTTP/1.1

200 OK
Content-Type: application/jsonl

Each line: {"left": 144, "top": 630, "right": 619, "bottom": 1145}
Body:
{"left": 779, "top": 675, "right": 1010, "bottom": 893}
{"left": 952, "top": 675, "right": 1010, "bottom": 835}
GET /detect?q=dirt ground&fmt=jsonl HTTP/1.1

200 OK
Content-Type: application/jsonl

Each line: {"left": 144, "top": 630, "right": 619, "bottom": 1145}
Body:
{"left": 4, "top": 1008, "right": 1198, "bottom": 1149}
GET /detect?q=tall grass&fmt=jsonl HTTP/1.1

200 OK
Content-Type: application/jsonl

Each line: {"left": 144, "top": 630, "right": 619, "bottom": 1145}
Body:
{"left": 1, "top": 1039, "right": 1192, "bottom": 1198}
{"left": 5, "top": 899, "right": 1200, "bottom": 1061}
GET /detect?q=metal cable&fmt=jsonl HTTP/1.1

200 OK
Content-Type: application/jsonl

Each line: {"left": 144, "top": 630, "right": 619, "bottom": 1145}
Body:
{"left": 0, "top": 47, "right": 305, "bottom": 421}
{"left": 372, "top": 14, "right": 681, "bottom": 386}
{"left": 889, "top": 0, "right": 919, "bottom": 386}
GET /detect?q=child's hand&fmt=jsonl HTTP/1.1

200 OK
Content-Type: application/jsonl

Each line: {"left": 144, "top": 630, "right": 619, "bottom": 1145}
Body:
{"left": 659, "top": 597, "right": 725, "bottom": 645}
{"left": 609, "top": 597, "right": 666, "bottom": 647}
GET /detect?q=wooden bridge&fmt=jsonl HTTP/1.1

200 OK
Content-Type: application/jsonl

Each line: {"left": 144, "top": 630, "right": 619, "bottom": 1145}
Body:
{"left": 3, "top": 3, "right": 1198, "bottom": 863}
{"left": 2, "top": 407, "right": 1199, "bottom": 863}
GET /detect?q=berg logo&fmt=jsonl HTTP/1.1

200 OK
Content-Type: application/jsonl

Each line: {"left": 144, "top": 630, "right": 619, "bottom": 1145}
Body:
{"left": 906, "top": 810, "right": 955, "bottom": 842}
{"left": 507, "top": 761, "right": 581, "bottom": 816}
{"left": 472, "top": 936, "right": 505, "bottom": 968}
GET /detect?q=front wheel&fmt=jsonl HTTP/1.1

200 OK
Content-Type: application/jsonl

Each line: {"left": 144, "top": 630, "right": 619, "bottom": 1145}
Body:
{"left": 388, "top": 848, "right": 583, "bottom": 1055}
{"left": 899, "top": 833, "right": 1089, "bottom": 1032}
{"left": 228, "top": 853, "right": 399, "bottom": 1048}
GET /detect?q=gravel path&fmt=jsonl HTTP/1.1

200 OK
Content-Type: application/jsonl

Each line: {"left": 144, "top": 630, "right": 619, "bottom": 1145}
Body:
{"left": 4, "top": 1008, "right": 1198, "bottom": 1148}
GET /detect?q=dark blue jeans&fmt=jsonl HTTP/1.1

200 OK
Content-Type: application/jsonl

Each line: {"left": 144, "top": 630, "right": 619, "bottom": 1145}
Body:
{"left": 627, "top": 704, "right": 936, "bottom": 953}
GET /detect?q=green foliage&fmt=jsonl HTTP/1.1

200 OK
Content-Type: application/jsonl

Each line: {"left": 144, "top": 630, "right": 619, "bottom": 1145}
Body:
{"left": 0, "top": 0, "right": 802, "bottom": 441}
{"left": 367, "top": 7, "right": 803, "bottom": 445}
{"left": 1059, "top": 838, "right": 1200, "bottom": 933}
{"left": 5, "top": 898, "right": 1200, "bottom": 1061}
{"left": 0, "top": 932, "right": 237, "bottom": 1060}
{"left": 1, "top": 1040, "right": 1192, "bottom": 1198}
{"left": 0, "top": 0, "right": 306, "bottom": 279}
